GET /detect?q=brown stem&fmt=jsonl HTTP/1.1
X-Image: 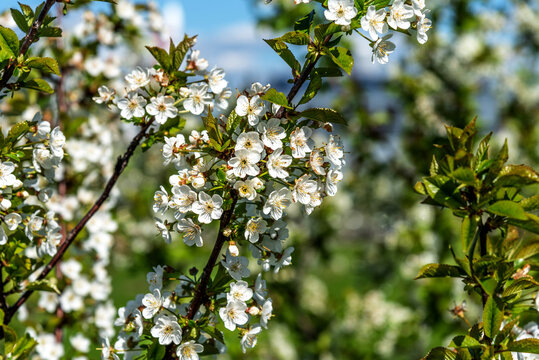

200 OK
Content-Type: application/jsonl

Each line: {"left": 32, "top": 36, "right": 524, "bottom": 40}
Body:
{"left": 3, "top": 118, "right": 155, "bottom": 326}
{"left": 275, "top": 35, "right": 333, "bottom": 119}
{"left": 0, "top": 0, "right": 58, "bottom": 91}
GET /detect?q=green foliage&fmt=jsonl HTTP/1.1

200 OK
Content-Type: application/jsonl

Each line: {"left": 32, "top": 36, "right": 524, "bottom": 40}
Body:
{"left": 145, "top": 34, "right": 197, "bottom": 74}
{"left": 261, "top": 88, "right": 292, "bottom": 109}
{"left": 416, "top": 120, "right": 539, "bottom": 358}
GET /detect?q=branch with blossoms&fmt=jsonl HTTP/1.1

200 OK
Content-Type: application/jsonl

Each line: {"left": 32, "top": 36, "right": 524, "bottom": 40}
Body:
{"left": 97, "top": 1, "right": 434, "bottom": 359}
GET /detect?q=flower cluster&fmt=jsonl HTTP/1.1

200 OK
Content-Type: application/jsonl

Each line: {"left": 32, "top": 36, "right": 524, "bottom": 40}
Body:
{"left": 291, "top": 0, "right": 432, "bottom": 65}
{"left": 361, "top": 1, "right": 432, "bottom": 64}
{"left": 108, "top": 79, "right": 347, "bottom": 356}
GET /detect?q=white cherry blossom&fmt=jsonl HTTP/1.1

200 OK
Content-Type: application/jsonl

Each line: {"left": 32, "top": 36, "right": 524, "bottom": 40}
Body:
{"left": 192, "top": 191, "right": 223, "bottom": 224}
{"left": 290, "top": 126, "right": 314, "bottom": 158}
{"left": 116, "top": 93, "right": 147, "bottom": 120}
{"left": 150, "top": 313, "right": 182, "bottom": 345}
{"left": 176, "top": 218, "right": 203, "bottom": 247}
{"left": 263, "top": 188, "right": 292, "bottom": 220}
{"left": 388, "top": 0, "right": 414, "bottom": 30}
{"left": 177, "top": 341, "right": 204, "bottom": 360}
{"left": 228, "top": 149, "right": 261, "bottom": 178}
{"left": 257, "top": 118, "right": 286, "bottom": 150}
{"left": 235, "top": 95, "right": 265, "bottom": 126}
{"left": 324, "top": 0, "right": 358, "bottom": 26}
{"left": 219, "top": 300, "right": 249, "bottom": 331}
{"left": 146, "top": 94, "right": 178, "bottom": 124}
{"left": 360, "top": 5, "right": 388, "bottom": 41}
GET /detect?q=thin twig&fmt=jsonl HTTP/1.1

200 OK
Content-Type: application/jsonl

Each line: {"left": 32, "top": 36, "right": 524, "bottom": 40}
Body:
{"left": 275, "top": 34, "right": 333, "bottom": 119}
{"left": 0, "top": 0, "right": 58, "bottom": 91}
{"left": 3, "top": 118, "right": 155, "bottom": 326}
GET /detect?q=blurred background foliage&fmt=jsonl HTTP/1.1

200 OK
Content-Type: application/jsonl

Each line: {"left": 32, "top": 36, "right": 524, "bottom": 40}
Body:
{"left": 1, "top": 0, "right": 538, "bottom": 358}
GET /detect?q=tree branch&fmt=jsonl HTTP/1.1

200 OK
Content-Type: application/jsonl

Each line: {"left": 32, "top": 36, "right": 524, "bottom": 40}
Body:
{"left": 275, "top": 34, "right": 333, "bottom": 119}
{"left": 3, "top": 118, "right": 155, "bottom": 326}
{"left": 0, "top": 0, "right": 58, "bottom": 91}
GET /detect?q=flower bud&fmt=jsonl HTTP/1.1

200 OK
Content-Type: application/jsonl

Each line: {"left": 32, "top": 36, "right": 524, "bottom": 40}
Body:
{"left": 228, "top": 241, "right": 239, "bottom": 257}
{"left": 247, "top": 306, "right": 260, "bottom": 316}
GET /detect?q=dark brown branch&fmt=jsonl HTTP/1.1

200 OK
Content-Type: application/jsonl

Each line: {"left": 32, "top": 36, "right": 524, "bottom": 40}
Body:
{"left": 0, "top": 0, "right": 58, "bottom": 91}
{"left": 275, "top": 34, "right": 333, "bottom": 119}
{"left": 3, "top": 118, "right": 155, "bottom": 326}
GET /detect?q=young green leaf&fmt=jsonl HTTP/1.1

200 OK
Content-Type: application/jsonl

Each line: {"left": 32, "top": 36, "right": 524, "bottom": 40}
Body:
{"left": 10, "top": 9, "right": 30, "bottom": 32}
{"left": 261, "top": 88, "right": 291, "bottom": 109}
{"left": 483, "top": 295, "right": 504, "bottom": 338}
{"left": 279, "top": 31, "right": 310, "bottom": 45}
{"left": 415, "top": 263, "right": 466, "bottom": 279}
{"left": 328, "top": 46, "right": 354, "bottom": 75}
{"left": 20, "top": 78, "right": 54, "bottom": 94}
{"left": 26, "top": 57, "right": 61, "bottom": 76}
{"left": 0, "top": 25, "right": 19, "bottom": 62}
{"left": 294, "top": 10, "right": 315, "bottom": 33}
{"left": 487, "top": 200, "right": 528, "bottom": 221}
{"left": 506, "top": 339, "right": 539, "bottom": 354}
{"left": 25, "top": 279, "right": 61, "bottom": 295}
{"left": 145, "top": 45, "right": 171, "bottom": 72}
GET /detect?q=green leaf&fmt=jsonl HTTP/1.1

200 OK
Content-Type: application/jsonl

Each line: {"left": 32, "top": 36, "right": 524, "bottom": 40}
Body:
{"left": 298, "top": 70, "right": 322, "bottom": 105}
{"left": 2, "top": 324, "right": 18, "bottom": 354}
{"left": 510, "top": 239, "right": 539, "bottom": 260}
{"left": 495, "top": 319, "right": 518, "bottom": 346}
{"left": 10, "top": 333, "right": 37, "bottom": 359}
{"left": 10, "top": 9, "right": 29, "bottom": 32}
{"left": 201, "top": 111, "right": 223, "bottom": 146}
{"left": 171, "top": 34, "right": 197, "bottom": 71}
{"left": 147, "top": 340, "right": 165, "bottom": 359}
{"left": 424, "top": 347, "right": 457, "bottom": 360}
{"left": 496, "top": 165, "right": 539, "bottom": 187}
{"left": 487, "top": 200, "right": 528, "bottom": 221}
{"left": 507, "top": 214, "right": 539, "bottom": 235}
{"left": 226, "top": 110, "right": 242, "bottom": 133}
{"left": 18, "top": 3, "right": 34, "bottom": 17}
{"left": 483, "top": 295, "right": 503, "bottom": 338}
{"left": 461, "top": 215, "right": 477, "bottom": 252}
{"left": 299, "top": 107, "right": 347, "bottom": 125}
{"left": 415, "top": 263, "right": 466, "bottom": 279}
{"left": 294, "top": 10, "right": 315, "bottom": 33}
{"left": 0, "top": 25, "right": 19, "bottom": 62}
{"left": 480, "top": 278, "right": 498, "bottom": 296}
{"left": 38, "top": 26, "right": 62, "bottom": 38}
{"left": 202, "top": 325, "right": 225, "bottom": 344}
{"left": 145, "top": 45, "right": 171, "bottom": 72}
{"left": 502, "top": 277, "right": 539, "bottom": 297}
{"left": 506, "top": 339, "right": 539, "bottom": 354}
{"left": 25, "top": 279, "right": 61, "bottom": 295}
{"left": 264, "top": 39, "right": 301, "bottom": 72}
{"left": 6, "top": 121, "right": 29, "bottom": 143}
{"left": 521, "top": 195, "right": 539, "bottom": 212}
{"left": 314, "top": 66, "right": 342, "bottom": 77}
{"left": 261, "top": 88, "right": 291, "bottom": 109}
{"left": 449, "top": 335, "right": 482, "bottom": 348}
{"left": 452, "top": 167, "right": 475, "bottom": 185}
{"left": 279, "top": 31, "right": 310, "bottom": 45}
{"left": 20, "top": 78, "right": 54, "bottom": 93}
{"left": 422, "top": 175, "right": 464, "bottom": 209}
{"left": 328, "top": 46, "right": 354, "bottom": 75}
{"left": 26, "top": 57, "right": 60, "bottom": 76}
